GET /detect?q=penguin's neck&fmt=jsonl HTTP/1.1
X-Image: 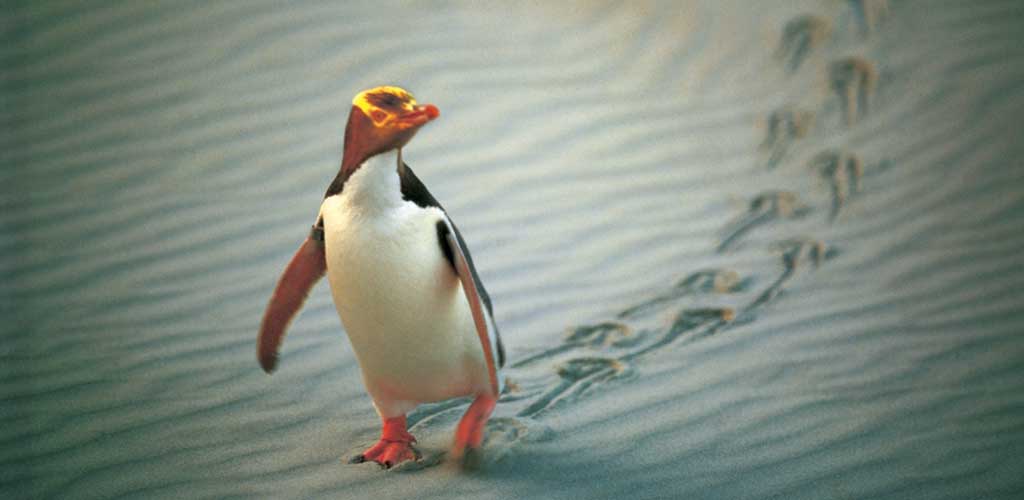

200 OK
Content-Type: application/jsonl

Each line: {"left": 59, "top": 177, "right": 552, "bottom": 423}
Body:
{"left": 342, "top": 148, "right": 404, "bottom": 212}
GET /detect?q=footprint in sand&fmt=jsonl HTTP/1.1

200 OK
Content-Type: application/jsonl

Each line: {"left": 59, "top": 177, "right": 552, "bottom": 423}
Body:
{"left": 623, "top": 308, "right": 735, "bottom": 360}
{"left": 777, "top": 14, "right": 832, "bottom": 73}
{"left": 778, "top": 238, "right": 839, "bottom": 271}
{"left": 830, "top": 56, "right": 878, "bottom": 126}
{"left": 517, "top": 357, "right": 630, "bottom": 418}
{"left": 517, "top": 268, "right": 749, "bottom": 371}
{"left": 466, "top": 417, "right": 554, "bottom": 469}
{"left": 619, "top": 269, "right": 749, "bottom": 320}
{"left": 718, "top": 192, "right": 813, "bottom": 252}
{"left": 738, "top": 238, "right": 839, "bottom": 316}
{"left": 762, "top": 107, "right": 815, "bottom": 169}
{"left": 563, "top": 322, "right": 636, "bottom": 349}
{"left": 809, "top": 150, "right": 864, "bottom": 220}
{"left": 511, "top": 322, "right": 635, "bottom": 368}
{"left": 848, "top": 0, "right": 889, "bottom": 36}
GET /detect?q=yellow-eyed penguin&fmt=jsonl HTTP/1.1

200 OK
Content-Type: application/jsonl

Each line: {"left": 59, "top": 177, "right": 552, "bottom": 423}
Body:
{"left": 257, "top": 86, "right": 505, "bottom": 468}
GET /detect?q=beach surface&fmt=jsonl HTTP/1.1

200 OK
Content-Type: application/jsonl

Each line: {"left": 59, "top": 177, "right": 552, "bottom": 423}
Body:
{"left": 5, "top": 1, "right": 1024, "bottom": 498}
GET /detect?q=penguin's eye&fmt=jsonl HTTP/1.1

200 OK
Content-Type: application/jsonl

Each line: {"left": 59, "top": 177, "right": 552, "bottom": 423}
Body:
{"left": 370, "top": 109, "right": 388, "bottom": 124}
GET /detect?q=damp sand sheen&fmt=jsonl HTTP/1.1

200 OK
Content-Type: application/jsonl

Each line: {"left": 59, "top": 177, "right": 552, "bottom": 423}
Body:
{"left": 6, "top": 1, "right": 1024, "bottom": 499}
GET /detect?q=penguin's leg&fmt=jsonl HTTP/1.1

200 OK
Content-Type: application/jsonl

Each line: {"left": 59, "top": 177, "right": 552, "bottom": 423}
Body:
{"left": 451, "top": 393, "right": 497, "bottom": 462}
{"left": 353, "top": 415, "right": 418, "bottom": 468}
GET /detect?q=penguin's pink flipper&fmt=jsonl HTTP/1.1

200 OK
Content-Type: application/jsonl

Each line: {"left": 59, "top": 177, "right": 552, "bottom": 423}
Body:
{"left": 443, "top": 230, "right": 500, "bottom": 397}
{"left": 257, "top": 235, "right": 326, "bottom": 373}
{"left": 442, "top": 228, "right": 500, "bottom": 462}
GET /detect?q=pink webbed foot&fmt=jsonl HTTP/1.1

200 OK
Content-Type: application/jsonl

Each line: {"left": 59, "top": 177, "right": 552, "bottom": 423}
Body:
{"left": 451, "top": 394, "right": 497, "bottom": 464}
{"left": 352, "top": 416, "right": 418, "bottom": 468}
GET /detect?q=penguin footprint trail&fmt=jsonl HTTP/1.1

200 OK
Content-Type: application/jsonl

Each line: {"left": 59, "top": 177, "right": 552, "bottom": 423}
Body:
{"left": 258, "top": 3, "right": 898, "bottom": 472}
{"left": 498, "top": 0, "right": 893, "bottom": 456}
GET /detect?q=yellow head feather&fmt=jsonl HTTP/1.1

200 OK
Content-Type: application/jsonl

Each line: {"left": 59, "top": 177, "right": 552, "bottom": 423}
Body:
{"left": 352, "top": 86, "right": 417, "bottom": 126}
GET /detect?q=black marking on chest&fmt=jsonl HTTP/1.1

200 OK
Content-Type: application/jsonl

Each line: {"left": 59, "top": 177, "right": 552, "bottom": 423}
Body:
{"left": 323, "top": 157, "right": 440, "bottom": 205}
{"left": 399, "top": 162, "right": 443, "bottom": 209}
{"left": 324, "top": 174, "right": 346, "bottom": 198}
{"left": 436, "top": 221, "right": 455, "bottom": 268}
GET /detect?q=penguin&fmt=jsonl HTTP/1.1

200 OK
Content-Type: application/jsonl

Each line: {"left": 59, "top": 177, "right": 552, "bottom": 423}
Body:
{"left": 257, "top": 86, "right": 505, "bottom": 468}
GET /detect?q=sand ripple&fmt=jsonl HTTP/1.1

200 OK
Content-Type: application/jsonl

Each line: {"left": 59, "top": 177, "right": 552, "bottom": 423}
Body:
{"left": 5, "top": 1, "right": 1024, "bottom": 498}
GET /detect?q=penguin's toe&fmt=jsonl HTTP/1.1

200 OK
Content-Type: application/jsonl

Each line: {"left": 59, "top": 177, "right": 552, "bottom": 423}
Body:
{"left": 379, "top": 442, "right": 418, "bottom": 468}
{"left": 354, "top": 439, "right": 418, "bottom": 468}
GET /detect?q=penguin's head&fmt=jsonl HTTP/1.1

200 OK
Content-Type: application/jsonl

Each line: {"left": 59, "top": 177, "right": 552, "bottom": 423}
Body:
{"left": 341, "top": 86, "right": 439, "bottom": 171}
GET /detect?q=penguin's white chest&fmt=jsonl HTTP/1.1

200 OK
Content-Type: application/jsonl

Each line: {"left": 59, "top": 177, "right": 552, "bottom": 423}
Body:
{"left": 319, "top": 164, "right": 487, "bottom": 416}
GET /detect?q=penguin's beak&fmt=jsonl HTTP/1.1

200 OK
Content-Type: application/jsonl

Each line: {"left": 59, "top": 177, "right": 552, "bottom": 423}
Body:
{"left": 396, "top": 104, "right": 440, "bottom": 129}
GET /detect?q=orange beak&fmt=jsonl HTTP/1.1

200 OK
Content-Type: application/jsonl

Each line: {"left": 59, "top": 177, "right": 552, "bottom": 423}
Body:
{"left": 396, "top": 104, "right": 440, "bottom": 129}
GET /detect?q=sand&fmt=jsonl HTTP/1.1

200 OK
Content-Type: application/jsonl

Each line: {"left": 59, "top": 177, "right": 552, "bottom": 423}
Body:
{"left": 5, "top": 1, "right": 1024, "bottom": 498}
